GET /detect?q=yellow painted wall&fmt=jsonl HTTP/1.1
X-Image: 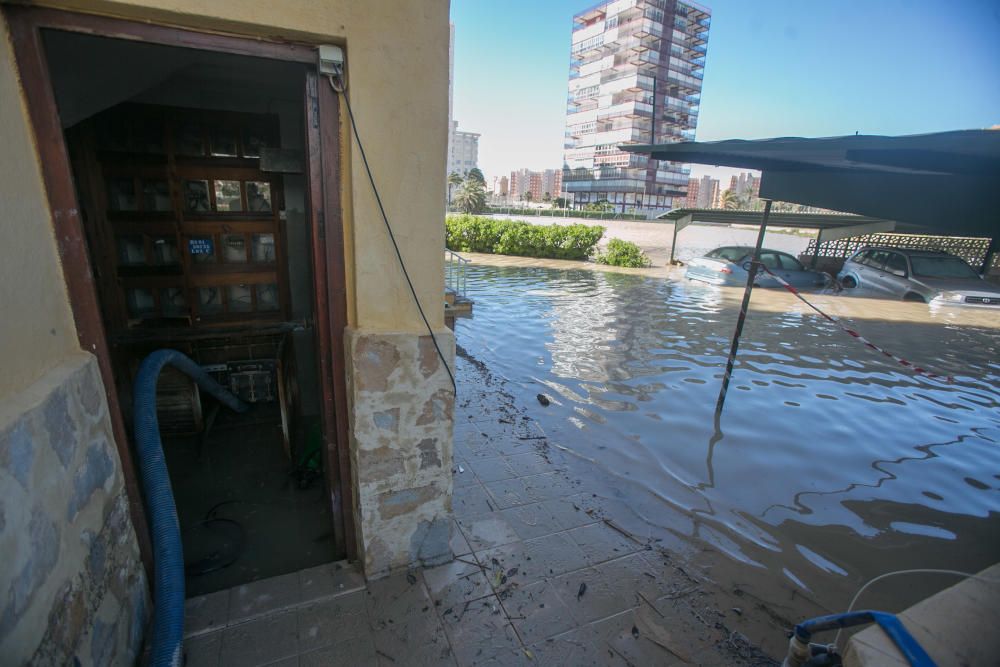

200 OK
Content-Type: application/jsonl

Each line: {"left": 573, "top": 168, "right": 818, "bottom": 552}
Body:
{"left": 17, "top": 0, "right": 451, "bottom": 334}
{"left": 0, "top": 22, "right": 79, "bottom": 402}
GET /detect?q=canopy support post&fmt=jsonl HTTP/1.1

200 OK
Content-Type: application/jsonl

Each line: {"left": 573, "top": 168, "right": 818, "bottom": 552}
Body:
{"left": 810, "top": 228, "right": 823, "bottom": 269}
{"left": 715, "top": 200, "right": 772, "bottom": 416}
{"left": 670, "top": 219, "right": 679, "bottom": 264}
{"left": 980, "top": 236, "right": 999, "bottom": 276}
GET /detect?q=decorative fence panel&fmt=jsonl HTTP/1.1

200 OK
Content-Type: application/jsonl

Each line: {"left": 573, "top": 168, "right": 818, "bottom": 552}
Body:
{"left": 806, "top": 233, "right": 996, "bottom": 270}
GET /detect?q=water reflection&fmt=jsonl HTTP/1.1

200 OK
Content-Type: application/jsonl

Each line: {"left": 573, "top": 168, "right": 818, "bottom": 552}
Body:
{"left": 457, "top": 264, "right": 1000, "bottom": 600}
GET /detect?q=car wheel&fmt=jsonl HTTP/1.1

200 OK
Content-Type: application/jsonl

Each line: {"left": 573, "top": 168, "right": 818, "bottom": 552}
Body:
{"left": 903, "top": 292, "right": 926, "bottom": 303}
{"left": 840, "top": 275, "right": 857, "bottom": 288}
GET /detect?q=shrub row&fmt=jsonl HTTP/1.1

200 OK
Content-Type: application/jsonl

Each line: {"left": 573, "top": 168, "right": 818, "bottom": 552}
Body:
{"left": 446, "top": 215, "right": 604, "bottom": 261}
{"left": 594, "top": 238, "right": 652, "bottom": 268}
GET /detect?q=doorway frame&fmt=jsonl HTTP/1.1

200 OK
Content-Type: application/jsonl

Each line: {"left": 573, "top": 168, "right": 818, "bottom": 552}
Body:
{"left": 4, "top": 5, "right": 357, "bottom": 569}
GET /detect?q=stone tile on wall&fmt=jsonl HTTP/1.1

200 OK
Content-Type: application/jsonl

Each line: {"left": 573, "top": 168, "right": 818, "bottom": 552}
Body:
{"left": 0, "top": 353, "right": 149, "bottom": 666}
{"left": 345, "top": 328, "right": 456, "bottom": 578}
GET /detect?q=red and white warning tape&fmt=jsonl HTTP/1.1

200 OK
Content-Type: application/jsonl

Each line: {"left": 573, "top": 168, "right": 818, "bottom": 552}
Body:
{"left": 754, "top": 264, "right": 954, "bottom": 383}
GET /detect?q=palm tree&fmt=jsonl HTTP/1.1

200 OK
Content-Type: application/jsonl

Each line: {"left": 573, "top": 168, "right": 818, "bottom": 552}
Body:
{"left": 524, "top": 191, "right": 534, "bottom": 205}
{"left": 447, "top": 171, "right": 463, "bottom": 206}
{"left": 467, "top": 168, "right": 486, "bottom": 185}
{"left": 721, "top": 189, "right": 742, "bottom": 210}
{"left": 454, "top": 179, "right": 486, "bottom": 214}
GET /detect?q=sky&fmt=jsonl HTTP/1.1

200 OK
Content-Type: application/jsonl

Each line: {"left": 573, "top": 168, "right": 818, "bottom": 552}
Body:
{"left": 450, "top": 0, "right": 1000, "bottom": 184}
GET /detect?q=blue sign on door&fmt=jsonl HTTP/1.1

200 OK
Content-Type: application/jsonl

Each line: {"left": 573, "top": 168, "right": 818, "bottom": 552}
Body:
{"left": 188, "top": 238, "right": 214, "bottom": 255}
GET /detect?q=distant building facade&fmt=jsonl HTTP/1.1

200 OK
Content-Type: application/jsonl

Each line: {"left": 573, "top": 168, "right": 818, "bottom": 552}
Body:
{"left": 563, "top": 0, "right": 711, "bottom": 213}
{"left": 684, "top": 174, "right": 718, "bottom": 208}
{"left": 446, "top": 25, "right": 480, "bottom": 179}
{"left": 509, "top": 168, "right": 563, "bottom": 202}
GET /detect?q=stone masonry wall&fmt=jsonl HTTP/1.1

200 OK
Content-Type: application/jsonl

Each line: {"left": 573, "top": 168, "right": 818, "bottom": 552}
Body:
{"left": 345, "top": 328, "right": 455, "bottom": 578}
{"left": 0, "top": 352, "right": 149, "bottom": 666}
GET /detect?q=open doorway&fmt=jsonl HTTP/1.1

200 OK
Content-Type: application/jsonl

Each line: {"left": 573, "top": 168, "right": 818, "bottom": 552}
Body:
{"left": 37, "top": 27, "right": 345, "bottom": 596}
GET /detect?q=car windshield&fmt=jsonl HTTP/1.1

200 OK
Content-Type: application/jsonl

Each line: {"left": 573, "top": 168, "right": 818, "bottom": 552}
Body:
{"left": 909, "top": 256, "right": 979, "bottom": 279}
{"left": 707, "top": 247, "right": 750, "bottom": 262}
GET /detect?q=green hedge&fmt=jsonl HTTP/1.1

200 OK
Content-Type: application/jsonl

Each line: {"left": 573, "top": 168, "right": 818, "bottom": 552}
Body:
{"left": 446, "top": 214, "right": 604, "bottom": 261}
{"left": 594, "top": 238, "right": 652, "bottom": 268}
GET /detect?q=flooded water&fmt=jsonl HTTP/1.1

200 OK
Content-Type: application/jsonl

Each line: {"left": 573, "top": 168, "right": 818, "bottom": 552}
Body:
{"left": 455, "top": 262, "right": 1000, "bottom": 616}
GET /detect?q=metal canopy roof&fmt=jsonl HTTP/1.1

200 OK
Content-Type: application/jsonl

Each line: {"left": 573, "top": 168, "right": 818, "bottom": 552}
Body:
{"left": 623, "top": 130, "right": 1000, "bottom": 237}
{"left": 658, "top": 209, "right": 908, "bottom": 264}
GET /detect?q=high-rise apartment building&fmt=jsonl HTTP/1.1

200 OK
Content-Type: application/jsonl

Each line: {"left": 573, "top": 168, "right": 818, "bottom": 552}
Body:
{"left": 446, "top": 25, "right": 481, "bottom": 179}
{"left": 509, "top": 168, "right": 564, "bottom": 202}
{"left": 563, "top": 0, "right": 711, "bottom": 213}
{"left": 685, "top": 174, "right": 718, "bottom": 208}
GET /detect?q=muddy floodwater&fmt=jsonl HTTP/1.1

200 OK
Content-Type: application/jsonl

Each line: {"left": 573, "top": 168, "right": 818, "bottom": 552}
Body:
{"left": 455, "top": 259, "right": 1000, "bottom": 621}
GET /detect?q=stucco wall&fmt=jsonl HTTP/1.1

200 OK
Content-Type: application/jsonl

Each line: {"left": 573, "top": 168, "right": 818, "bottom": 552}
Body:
{"left": 0, "top": 18, "right": 79, "bottom": 403}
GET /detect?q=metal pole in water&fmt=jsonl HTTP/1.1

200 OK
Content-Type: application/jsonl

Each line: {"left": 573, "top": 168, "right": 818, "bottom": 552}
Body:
{"left": 715, "top": 199, "right": 772, "bottom": 415}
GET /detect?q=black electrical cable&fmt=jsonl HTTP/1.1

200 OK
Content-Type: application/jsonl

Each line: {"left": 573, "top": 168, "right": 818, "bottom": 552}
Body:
{"left": 327, "top": 70, "right": 457, "bottom": 393}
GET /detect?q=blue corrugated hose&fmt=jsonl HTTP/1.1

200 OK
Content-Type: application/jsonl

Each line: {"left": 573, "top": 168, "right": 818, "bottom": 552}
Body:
{"left": 133, "top": 350, "right": 248, "bottom": 667}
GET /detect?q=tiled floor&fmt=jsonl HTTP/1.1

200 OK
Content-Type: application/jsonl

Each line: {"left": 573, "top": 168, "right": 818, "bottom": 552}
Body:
{"left": 182, "top": 356, "right": 774, "bottom": 666}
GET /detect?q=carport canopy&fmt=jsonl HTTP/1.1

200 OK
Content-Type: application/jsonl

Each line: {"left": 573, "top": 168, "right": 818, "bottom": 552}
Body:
{"left": 623, "top": 129, "right": 1000, "bottom": 415}
{"left": 625, "top": 129, "right": 1000, "bottom": 238}
{"left": 658, "top": 208, "right": 924, "bottom": 265}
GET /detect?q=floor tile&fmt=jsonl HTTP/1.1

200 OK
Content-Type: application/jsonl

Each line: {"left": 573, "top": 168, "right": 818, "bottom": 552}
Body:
{"left": 590, "top": 606, "right": 697, "bottom": 665}
{"left": 457, "top": 513, "right": 521, "bottom": 552}
{"left": 501, "top": 579, "right": 576, "bottom": 644}
{"left": 527, "top": 628, "right": 608, "bottom": 667}
{"left": 553, "top": 566, "right": 636, "bottom": 625}
{"left": 228, "top": 571, "right": 301, "bottom": 623}
{"left": 185, "top": 589, "right": 229, "bottom": 636}
{"left": 503, "top": 452, "right": 551, "bottom": 477}
{"left": 482, "top": 478, "right": 542, "bottom": 510}
{"left": 454, "top": 484, "right": 496, "bottom": 517}
{"left": 453, "top": 461, "right": 479, "bottom": 488}
{"left": 184, "top": 631, "right": 222, "bottom": 667}
{"left": 298, "top": 635, "right": 377, "bottom": 667}
{"left": 438, "top": 594, "right": 522, "bottom": 666}
{"left": 479, "top": 533, "right": 588, "bottom": 587}
{"left": 450, "top": 518, "right": 473, "bottom": 557}
{"left": 219, "top": 609, "right": 298, "bottom": 667}
{"left": 468, "top": 456, "right": 518, "bottom": 483}
{"left": 295, "top": 590, "right": 368, "bottom": 653}
{"left": 497, "top": 503, "right": 564, "bottom": 541}
{"left": 423, "top": 559, "right": 493, "bottom": 610}
{"left": 298, "top": 561, "right": 365, "bottom": 603}
{"left": 567, "top": 523, "right": 641, "bottom": 566}
{"left": 540, "top": 496, "right": 601, "bottom": 530}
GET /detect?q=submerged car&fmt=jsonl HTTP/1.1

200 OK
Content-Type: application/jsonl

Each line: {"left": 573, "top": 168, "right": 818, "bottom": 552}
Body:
{"left": 685, "top": 246, "right": 828, "bottom": 288}
{"left": 837, "top": 247, "right": 1000, "bottom": 307}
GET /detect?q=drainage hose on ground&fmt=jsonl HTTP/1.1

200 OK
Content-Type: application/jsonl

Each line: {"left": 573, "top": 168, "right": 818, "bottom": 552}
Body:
{"left": 133, "top": 350, "right": 248, "bottom": 667}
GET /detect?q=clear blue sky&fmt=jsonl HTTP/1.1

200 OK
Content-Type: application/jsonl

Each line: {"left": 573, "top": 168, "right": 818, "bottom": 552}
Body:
{"left": 450, "top": 0, "right": 1000, "bottom": 183}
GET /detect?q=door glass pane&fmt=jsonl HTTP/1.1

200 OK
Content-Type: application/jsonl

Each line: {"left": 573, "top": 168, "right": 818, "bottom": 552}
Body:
{"left": 885, "top": 253, "right": 907, "bottom": 275}
{"left": 108, "top": 178, "right": 137, "bottom": 211}
{"left": 779, "top": 253, "right": 804, "bottom": 271}
{"left": 184, "top": 180, "right": 211, "bottom": 212}
{"left": 151, "top": 237, "right": 179, "bottom": 265}
{"left": 214, "top": 181, "right": 243, "bottom": 212}
{"left": 227, "top": 284, "right": 253, "bottom": 312}
{"left": 246, "top": 181, "right": 272, "bottom": 212}
{"left": 189, "top": 236, "right": 216, "bottom": 263}
{"left": 198, "top": 287, "right": 223, "bottom": 315}
{"left": 176, "top": 122, "right": 205, "bottom": 156}
{"left": 210, "top": 126, "right": 239, "bottom": 157}
{"left": 222, "top": 234, "right": 247, "bottom": 262}
{"left": 256, "top": 283, "right": 280, "bottom": 311}
{"left": 866, "top": 251, "right": 890, "bottom": 269}
{"left": 142, "top": 180, "right": 172, "bottom": 212}
{"left": 118, "top": 236, "right": 145, "bottom": 265}
{"left": 161, "top": 287, "right": 187, "bottom": 317}
{"left": 252, "top": 233, "right": 275, "bottom": 262}
{"left": 243, "top": 126, "right": 269, "bottom": 158}
{"left": 126, "top": 288, "right": 155, "bottom": 318}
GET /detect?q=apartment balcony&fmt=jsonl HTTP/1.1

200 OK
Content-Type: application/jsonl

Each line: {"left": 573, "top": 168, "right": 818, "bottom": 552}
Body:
{"left": 574, "top": 3, "right": 607, "bottom": 24}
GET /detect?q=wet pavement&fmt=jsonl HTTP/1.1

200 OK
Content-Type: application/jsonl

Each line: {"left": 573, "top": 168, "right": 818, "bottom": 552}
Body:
{"left": 182, "top": 353, "right": 783, "bottom": 666}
